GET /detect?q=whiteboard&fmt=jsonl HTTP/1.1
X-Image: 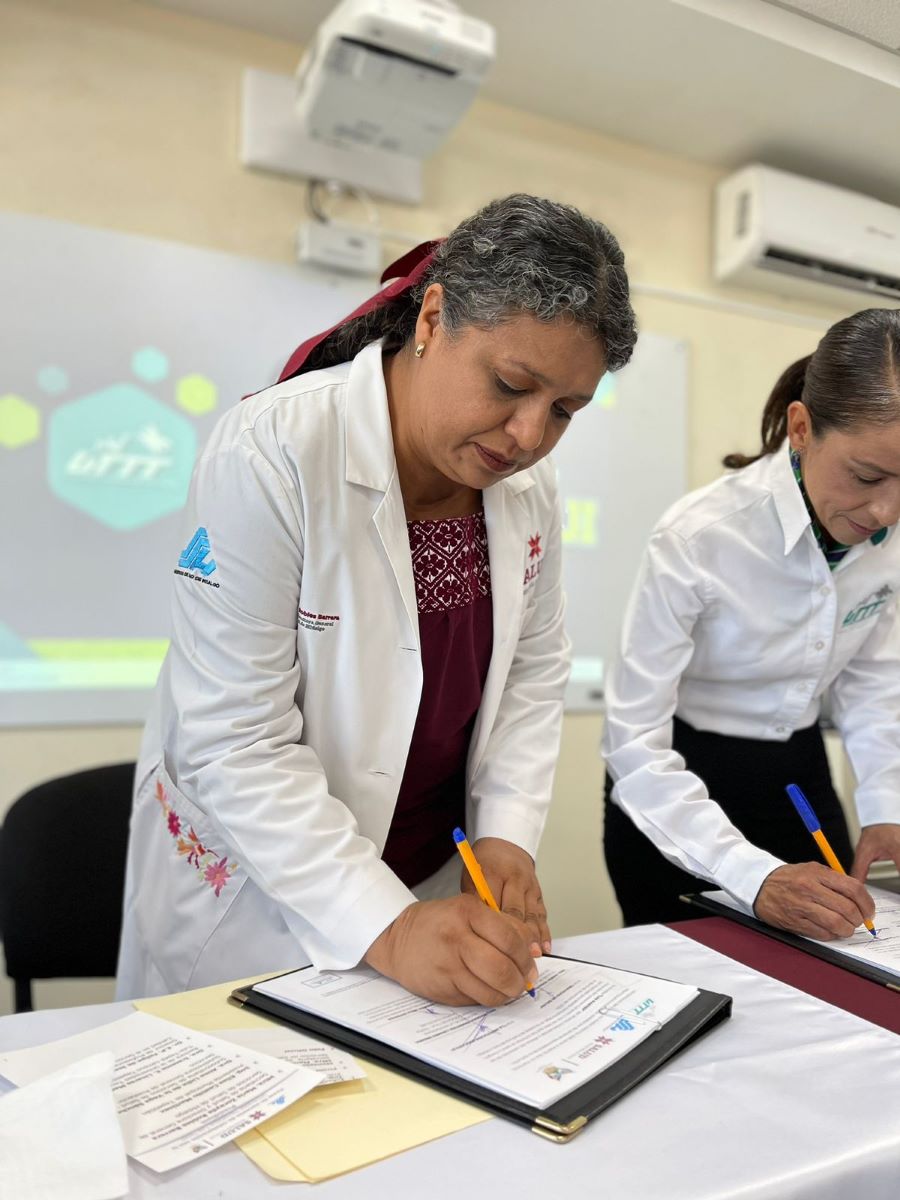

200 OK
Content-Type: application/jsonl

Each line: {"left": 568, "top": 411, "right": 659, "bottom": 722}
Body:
{"left": 0, "top": 213, "right": 686, "bottom": 724}
{"left": 555, "top": 331, "right": 688, "bottom": 709}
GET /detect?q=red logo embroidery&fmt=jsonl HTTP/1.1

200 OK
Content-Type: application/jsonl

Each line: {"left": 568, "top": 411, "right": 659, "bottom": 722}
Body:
{"left": 524, "top": 532, "right": 544, "bottom": 587}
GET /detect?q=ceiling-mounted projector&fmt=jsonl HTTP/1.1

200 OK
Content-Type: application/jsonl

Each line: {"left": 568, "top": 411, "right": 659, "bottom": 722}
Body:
{"left": 297, "top": 0, "right": 495, "bottom": 159}
{"left": 240, "top": 0, "right": 495, "bottom": 204}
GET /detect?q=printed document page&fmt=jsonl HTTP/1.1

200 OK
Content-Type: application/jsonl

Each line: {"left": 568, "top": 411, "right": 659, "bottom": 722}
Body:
{"left": 210, "top": 1027, "right": 365, "bottom": 1086}
{"left": 0, "top": 1012, "right": 318, "bottom": 1172}
{"left": 701, "top": 886, "right": 900, "bottom": 978}
{"left": 256, "top": 958, "right": 698, "bottom": 1108}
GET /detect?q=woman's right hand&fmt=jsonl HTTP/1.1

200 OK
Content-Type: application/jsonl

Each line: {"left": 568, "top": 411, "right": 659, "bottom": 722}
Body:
{"left": 754, "top": 862, "right": 876, "bottom": 939}
{"left": 364, "top": 895, "right": 540, "bottom": 1005}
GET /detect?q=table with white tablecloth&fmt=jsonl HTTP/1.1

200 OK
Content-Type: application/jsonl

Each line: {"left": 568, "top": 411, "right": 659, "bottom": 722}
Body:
{"left": 1, "top": 925, "right": 898, "bottom": 1200}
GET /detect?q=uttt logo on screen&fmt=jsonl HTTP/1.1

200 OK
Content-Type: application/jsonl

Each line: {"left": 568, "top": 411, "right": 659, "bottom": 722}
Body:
{"left": 0, "top": 346, "right": 219, "bottom": 532}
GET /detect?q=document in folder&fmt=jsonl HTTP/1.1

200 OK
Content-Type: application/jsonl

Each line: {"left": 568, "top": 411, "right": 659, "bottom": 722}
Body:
{"left": 688, "top": 886, "right": 900, "bottom": 986}
{"left": 235, "top": 954, "right": 731, "bottom": 1138}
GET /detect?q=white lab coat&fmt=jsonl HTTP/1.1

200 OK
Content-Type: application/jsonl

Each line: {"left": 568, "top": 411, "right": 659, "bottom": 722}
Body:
{"left": 602, "top": 441, "right": 900, "bottom": 910}
{"left": 116, "top": 341, "right": 570, "bottom": 998}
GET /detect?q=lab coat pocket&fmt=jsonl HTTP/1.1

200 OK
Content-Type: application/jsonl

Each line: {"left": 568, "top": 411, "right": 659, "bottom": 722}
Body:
{"left": 131, "top": 763, "right": 247, "bottom": 990}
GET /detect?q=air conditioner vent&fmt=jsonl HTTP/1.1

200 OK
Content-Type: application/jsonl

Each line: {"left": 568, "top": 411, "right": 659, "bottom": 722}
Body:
{"left": 760, "top": 246, "right": 900, "bottom": 301}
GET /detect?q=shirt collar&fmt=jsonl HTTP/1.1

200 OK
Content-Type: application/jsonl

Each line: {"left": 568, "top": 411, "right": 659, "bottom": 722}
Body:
{"left": 345, "top": 340, "right": 396, "bottom": 492}
{"left": 769, "top": 441, "right": 811, "bottom": 556}
{"left": 790, "top": 446, "right": 853, "bottom": 570}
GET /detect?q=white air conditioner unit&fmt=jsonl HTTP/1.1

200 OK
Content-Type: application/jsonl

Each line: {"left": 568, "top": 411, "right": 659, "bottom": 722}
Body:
{"left": 714, "top": 165, "right": 900, "bottom": 305}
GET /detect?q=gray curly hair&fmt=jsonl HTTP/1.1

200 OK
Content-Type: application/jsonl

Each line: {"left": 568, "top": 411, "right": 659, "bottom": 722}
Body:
{"left": 293, "top": 193, "right": 637, "bottom": 377}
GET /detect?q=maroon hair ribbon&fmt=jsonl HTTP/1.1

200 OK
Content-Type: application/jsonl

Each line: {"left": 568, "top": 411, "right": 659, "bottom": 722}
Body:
{"left": 276, "top": 238, "right": 443, "bottom": 383}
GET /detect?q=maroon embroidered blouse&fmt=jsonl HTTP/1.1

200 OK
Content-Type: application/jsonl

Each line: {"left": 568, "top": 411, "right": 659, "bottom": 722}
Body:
{"left": 381, "top": 510, "right": 493, "bottom": 887}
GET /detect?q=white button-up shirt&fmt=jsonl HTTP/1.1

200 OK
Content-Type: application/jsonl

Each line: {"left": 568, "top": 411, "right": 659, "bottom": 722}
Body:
{"left": 602, "top": 441, "right": 900, "bottom": 910}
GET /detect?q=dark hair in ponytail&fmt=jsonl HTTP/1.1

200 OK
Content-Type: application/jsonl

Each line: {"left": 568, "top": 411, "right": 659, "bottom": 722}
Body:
{"left": 299, "top": 193, "right": 637, "bottom": 376}
{"left": 723, "top": 307, "right": 900, "bottom": 470}
{"left": 723, "top": 357, "right": 811, "bottom": 469}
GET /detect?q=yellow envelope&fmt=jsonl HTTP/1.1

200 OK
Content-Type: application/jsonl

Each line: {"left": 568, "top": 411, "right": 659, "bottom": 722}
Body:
{"left": 136, "top": 972, "right": 283, "bottom": 1033}
{"left": 235, "top": 1128, "right": 311, "bottom": 1182}
{"left": 135, "top": 973, "right": 491, "bottom": 1182}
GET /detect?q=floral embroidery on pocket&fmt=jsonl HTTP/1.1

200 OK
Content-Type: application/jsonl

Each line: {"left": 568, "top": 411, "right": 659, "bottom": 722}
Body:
{"left": 156, "top": 778, "right": 238, "bottom": 898}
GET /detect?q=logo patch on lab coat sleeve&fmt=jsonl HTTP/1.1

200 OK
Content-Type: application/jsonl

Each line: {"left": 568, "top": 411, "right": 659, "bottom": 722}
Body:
{"left": 174, "top": 526, "right": 220, "bottom": 588}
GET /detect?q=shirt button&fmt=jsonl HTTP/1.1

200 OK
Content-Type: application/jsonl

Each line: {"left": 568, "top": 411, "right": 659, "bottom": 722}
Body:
{"left": 776, "top": 725, "right": 787, "bottom": 734}
{"left": 815, "top": 640, "right": 825, "bottom": 650}
{"left": 820, "top": 585, "right": 829, "bottom": 596}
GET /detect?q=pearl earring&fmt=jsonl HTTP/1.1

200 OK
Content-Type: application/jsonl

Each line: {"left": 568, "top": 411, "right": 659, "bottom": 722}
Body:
{"left": 414, "top": 342, "right": 425, "bottom": 358}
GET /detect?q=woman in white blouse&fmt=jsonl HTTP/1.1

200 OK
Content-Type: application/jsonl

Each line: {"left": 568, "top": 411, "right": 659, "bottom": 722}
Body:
{"left": 602, "top": 308, "right": 900, "bottom": 939}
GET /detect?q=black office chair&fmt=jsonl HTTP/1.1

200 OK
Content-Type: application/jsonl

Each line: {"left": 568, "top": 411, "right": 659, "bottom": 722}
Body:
{"left": 0, "top": 762, "right": 135, "bottom": 1012}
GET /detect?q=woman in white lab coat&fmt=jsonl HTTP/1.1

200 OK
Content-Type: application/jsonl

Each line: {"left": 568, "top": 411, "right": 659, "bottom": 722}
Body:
{"left": 116, "top": 194, "right": 637, "bottom": 1003}
{"left": 602, "top": 308, "right": 900, "bottom": 939}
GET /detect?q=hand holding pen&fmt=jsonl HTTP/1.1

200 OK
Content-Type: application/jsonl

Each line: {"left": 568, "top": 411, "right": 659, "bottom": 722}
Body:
{"left": 453, "top": 829, "right": 539, "bottom": 997}
{"left": 754, "top": 784, "right": 877, "bottom": 939}
{"left": 786, "top": 784, "right": 877, "bottom": 938}
{"left": 454, "top": 831, "right": 552, "bottom": 954}
{"left": 364, "top": 840, "right": 540, "bottom": 1006}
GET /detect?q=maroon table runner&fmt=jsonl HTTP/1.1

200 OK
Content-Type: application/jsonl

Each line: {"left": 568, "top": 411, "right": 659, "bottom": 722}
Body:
{"left": 669, "top": 916, "right": 900, "bottom": 1034}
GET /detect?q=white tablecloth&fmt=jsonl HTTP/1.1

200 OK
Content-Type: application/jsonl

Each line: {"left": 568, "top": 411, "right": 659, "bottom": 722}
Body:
{"left": 1, "top": 925, "right": 898, "bottom": 1199}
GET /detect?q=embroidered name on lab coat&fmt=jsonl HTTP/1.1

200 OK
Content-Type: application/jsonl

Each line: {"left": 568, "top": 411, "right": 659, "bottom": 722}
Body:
{"left": 298, "top": 607, "right": 341, "bottom": 633}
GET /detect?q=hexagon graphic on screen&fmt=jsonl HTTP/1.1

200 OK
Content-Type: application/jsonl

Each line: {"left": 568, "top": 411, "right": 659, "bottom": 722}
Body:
{"left": 176, "top": 374, "right": 218, "bottom": 416}
{"left": 48, "top": 384, "right": 196, "bottom": 530}
{"left": 0, "top": 394, "right": 41, "bottom": 449}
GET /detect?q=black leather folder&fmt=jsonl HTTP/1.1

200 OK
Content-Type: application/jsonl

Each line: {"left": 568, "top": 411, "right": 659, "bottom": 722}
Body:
{"left": 682, "top": 891, "right": 900, "bottom": 992}
{"left": 229, "top": 955, "right": 732, "bottom": 1143}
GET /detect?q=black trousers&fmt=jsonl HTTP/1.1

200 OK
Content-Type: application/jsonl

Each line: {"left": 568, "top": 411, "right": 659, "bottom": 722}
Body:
{"left": 603, "top": 716, "right": 854, "bottom": 926}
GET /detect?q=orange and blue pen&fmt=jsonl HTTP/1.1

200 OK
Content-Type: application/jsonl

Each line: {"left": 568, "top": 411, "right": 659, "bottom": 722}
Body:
{"left": 786, "top": 784, "right": 877, "bottom": 938}
{"left": 452, "top": 827, "right": 536, "bottom": 996}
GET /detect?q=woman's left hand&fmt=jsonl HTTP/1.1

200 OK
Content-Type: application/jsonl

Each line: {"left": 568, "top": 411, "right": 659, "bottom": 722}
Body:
{"left": 462, "top": 837, "right": 552, "bottom": 954}
{"left": 851, "top": 823, "right": 900, "bottom": 881}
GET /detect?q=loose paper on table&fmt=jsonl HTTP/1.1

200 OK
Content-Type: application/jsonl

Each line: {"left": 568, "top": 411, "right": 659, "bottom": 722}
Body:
{"left": 0, "top": 1052, "right": 128, "bottom": 1200}
{"left": 210, "top": 1027, "right": 364, "bottom": 1086}
{"left": 136, "top": 976, "right": 492, "bottom": 1183}
{"left": 0, "top": 1011, "right": 318, "bottom": 1172}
